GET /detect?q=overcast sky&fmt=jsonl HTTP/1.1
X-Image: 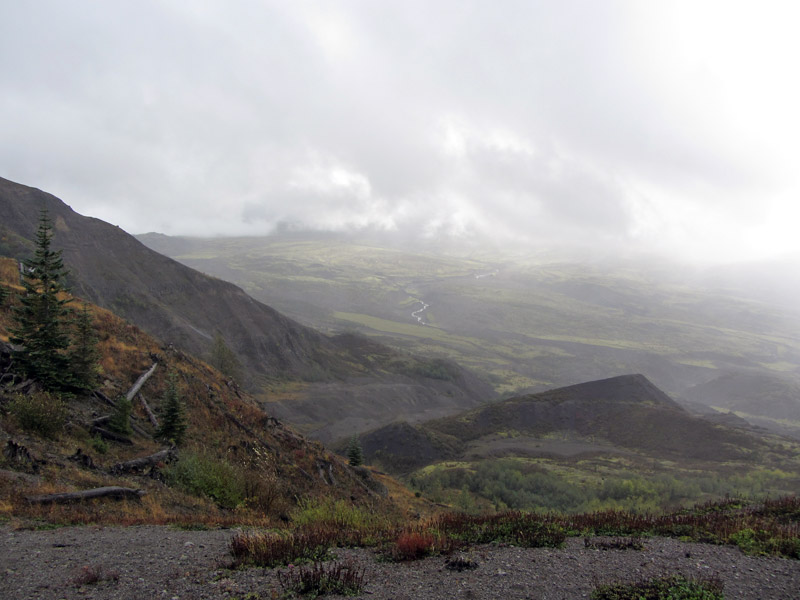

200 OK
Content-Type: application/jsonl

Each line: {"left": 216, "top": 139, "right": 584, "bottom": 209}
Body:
{"left": 2, "top": 1, "right": 799, "bottom": 264}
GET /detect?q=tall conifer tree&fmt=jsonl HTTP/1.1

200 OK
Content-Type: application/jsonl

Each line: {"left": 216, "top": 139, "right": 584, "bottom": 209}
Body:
{"left": 157, "top": 371, "right": 187, "bottom": 445}
{"left": 69, "top": 304, "right": 100, "bottom": 390}
{"left": 10, "top": 209, "right": 74, "bottom": 390}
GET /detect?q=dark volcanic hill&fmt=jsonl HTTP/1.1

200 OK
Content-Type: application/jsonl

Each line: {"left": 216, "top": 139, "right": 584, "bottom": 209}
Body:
{"left": 0, "top": 177, "right": 493, "bottom": 427}
{"left": 359, "top": 374, "right": 770, "bottom": 473}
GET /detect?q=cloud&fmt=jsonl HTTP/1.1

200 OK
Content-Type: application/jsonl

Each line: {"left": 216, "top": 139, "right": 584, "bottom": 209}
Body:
{"left": 1, "top": 1, "right": 799, "bottom": 263}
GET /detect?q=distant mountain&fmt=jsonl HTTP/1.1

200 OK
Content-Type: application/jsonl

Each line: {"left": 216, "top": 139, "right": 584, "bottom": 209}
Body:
{"left": 358, "top": 374, "right": 770, "bottom": 473}
{"left": 682, "top": 372, "right": 800, "bottom": 439}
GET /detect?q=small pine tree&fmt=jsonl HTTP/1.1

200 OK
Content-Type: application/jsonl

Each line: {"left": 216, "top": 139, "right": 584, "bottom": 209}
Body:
{"left": 69, "top": 304, "right": 100, "bottom": 391}
{"left": 0, "top": 284, "right": 9, "bottom": 308}
{"left": 10, "top": 209, "right": 74, "bottom": 391}
{"left": 210, "top": 331, "right": 242, "bottom": 381}
{"left": 157, "top": 371, "right": 187, "bottom": 445}
{"left": 347, "top": 434, "right": 364, "bottom": 467}
{"left": 107, "top": 396, "right": 133, "bottom": 435}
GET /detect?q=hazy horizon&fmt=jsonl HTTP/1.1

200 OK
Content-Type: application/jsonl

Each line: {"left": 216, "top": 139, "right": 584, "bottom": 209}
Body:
{"left": 3, "top": 1, "right": 800, "bottom": 266}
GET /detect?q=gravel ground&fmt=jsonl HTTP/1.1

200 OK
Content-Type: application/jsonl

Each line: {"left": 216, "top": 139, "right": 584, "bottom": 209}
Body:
{"left": 1, "top": 525, "right": 799, "bottom": 599}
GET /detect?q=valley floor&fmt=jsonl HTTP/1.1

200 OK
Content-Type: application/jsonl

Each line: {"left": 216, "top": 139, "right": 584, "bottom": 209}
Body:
{"left": 2, "top": 525, "right": 799, "bottom": 599}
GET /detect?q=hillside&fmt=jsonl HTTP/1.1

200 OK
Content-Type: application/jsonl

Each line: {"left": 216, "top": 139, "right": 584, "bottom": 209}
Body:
{"left": 0, "top": 177, "right": 493, "bottom": 437}
{"left": 353, "top": 375, "right": 800, "bottom": 512}
{"left": 0, "top": 257, "right": 415, "bottom": 523}
{"left": 682, "top": 372, "right": 800, "bottom": 439}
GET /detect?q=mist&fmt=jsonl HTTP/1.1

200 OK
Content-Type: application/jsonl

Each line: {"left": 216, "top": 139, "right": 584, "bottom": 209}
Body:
{"left": 2, "top": 1, "right": 800, "bottom": 267}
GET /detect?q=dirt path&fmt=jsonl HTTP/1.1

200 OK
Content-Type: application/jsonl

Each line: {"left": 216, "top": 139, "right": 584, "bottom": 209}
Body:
{"left": 2, "top": 525, "right": 799, "bottom": 599}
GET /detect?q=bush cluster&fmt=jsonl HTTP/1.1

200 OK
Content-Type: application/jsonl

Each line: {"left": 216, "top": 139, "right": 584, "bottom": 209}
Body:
{"left": 165, "top": 451, "right": 246, "bottom": 509}
{"left": 8, "top": 392, "right": 67, "bottom": 438}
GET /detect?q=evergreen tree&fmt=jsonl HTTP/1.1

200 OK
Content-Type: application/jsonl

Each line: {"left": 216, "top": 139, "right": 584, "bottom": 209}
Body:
{"left": 346, "top": 434, "right": 364, "bottom": 467}
{"left": 157, "top": 371, "right": 187, "bottom": 445}
{"left": 107, "top": 396, "right": 133, "bottom": 435}
{"left": 210, "top": 331, "right": 242, "bottom": 381}
{"left": 10, "top": 209, "right": 74, "bottom": 391}
{"left": 69, "top": 304, "right": 100, "bottom": 390}
{"left": 0, "top": 284, "right": 9, "bottom": 309}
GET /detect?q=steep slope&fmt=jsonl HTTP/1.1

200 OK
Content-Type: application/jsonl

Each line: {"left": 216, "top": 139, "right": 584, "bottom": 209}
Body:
{"left": 0, "top": 177, "right": 337, "bottom": 386}
{"left": 0, "top": 261, "right": 405, "bottom": 522}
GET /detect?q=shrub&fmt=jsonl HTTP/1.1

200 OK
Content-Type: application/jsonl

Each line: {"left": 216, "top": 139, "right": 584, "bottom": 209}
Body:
{"left": 9, "top": 392, "right": 67, "bottom": 438}
{"left": 229, "top": 529, "right": 335, "bottom": 568}
{"left": 385, "top": 530, "right": 459, "bottom": 561}
{"left": 277, "top": 560, "right": 366, "bottom": 598}
{"left": 165, "top": 451, "right": 246, "bottom": 509}
{"left": 591, "top": 575, "right": 723, "bottom": 599}
{"left": 90, "top": 435, "right": 108, "bottom": 454}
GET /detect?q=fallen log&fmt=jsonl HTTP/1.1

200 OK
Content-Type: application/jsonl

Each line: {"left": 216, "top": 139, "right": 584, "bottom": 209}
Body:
{"left": 92, "top": 390, "right": 116, "bottom": 407}
{"left": 91, "top": 426, "right": 133, "bottom": 445}
{"left": 126, "top": 362, "right": 158, "bottom": 401}
{"left": 111, "top": 448, "right": 176, "bottom": 475}
{"left": 139, "top": 393, "right": 159, "bottom": 428}
{"left": 26, "top": 486, "right": 146, "bottom": 505}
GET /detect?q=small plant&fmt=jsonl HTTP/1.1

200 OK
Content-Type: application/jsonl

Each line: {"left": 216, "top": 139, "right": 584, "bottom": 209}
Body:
{"left": 445, "top": 552, "right": 479, "bottom": 571}
{"left": 9, "top": 392, "right": 67, "bottom": 438}
{"left": 229, "top": 529, "right": 335, "bottom": 568}
{"left": 591, "top": 575, "right": 723, "bottom": 600}
{"left": 584, "top": 537, "right": 646, "bottom": 551}
{"left": 277, "top": 560, "right": 366, "bottom": 598}
{"left": 385, "top": 529, "right": 458, "bottom": 561}
{"left": 71, "top": 564, "right": 119, "bottom": 586}
{"left": 90, "top": 434, "right": 109, "bottom": 454}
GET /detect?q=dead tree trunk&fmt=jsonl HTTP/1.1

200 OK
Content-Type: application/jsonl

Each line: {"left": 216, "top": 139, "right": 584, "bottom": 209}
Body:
{"left": 139, "top": 393, "right": 159, "bottom": 428}
{"left": 26, "top": 486, "right": 146, "bottom": 505}
{"left": 126, "top": 362, "right": 158, "bottom": 402}
{"left": 110, "top": 448, "right": 176, "bottom": 475}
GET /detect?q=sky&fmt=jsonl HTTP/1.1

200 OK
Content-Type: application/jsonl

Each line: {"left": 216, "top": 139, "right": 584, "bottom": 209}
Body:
{"left": 2, "top": 0, "right": 799, "bottom": 264}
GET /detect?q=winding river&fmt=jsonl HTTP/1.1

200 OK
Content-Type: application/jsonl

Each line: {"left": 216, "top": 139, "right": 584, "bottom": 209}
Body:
{"left": 411, "top": 300, "right": 429, "bottom": 325}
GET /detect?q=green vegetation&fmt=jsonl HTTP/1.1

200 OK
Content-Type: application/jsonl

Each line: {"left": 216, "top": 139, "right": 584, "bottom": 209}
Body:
{"left": 156, "top": 371, "right": 187, "bottom": 445}
{"left": 107, "top": 396, "right": 133, "bottom": 435}
{"left": 10, "top": 209, "right": 76, "bottom": 391}
{"left": 210, "top": 331, "right": 242, "bottom": 381}
{"left": 591, "top": 575, "right": 724, "bottom": 600}
{"left": 410, "top": 457, "right": 798, "bottom": 514}
{"left": 346, "top": 434, "right": 364, "bottom": 466}
{"left": 165, "top": 450, "right": 247, "bottom": 509}
{"left": 8, "top": 391, "right": 67, "bottom": 438}
{"left": 69, "top": 304, "right": 100, "bottom": 391}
